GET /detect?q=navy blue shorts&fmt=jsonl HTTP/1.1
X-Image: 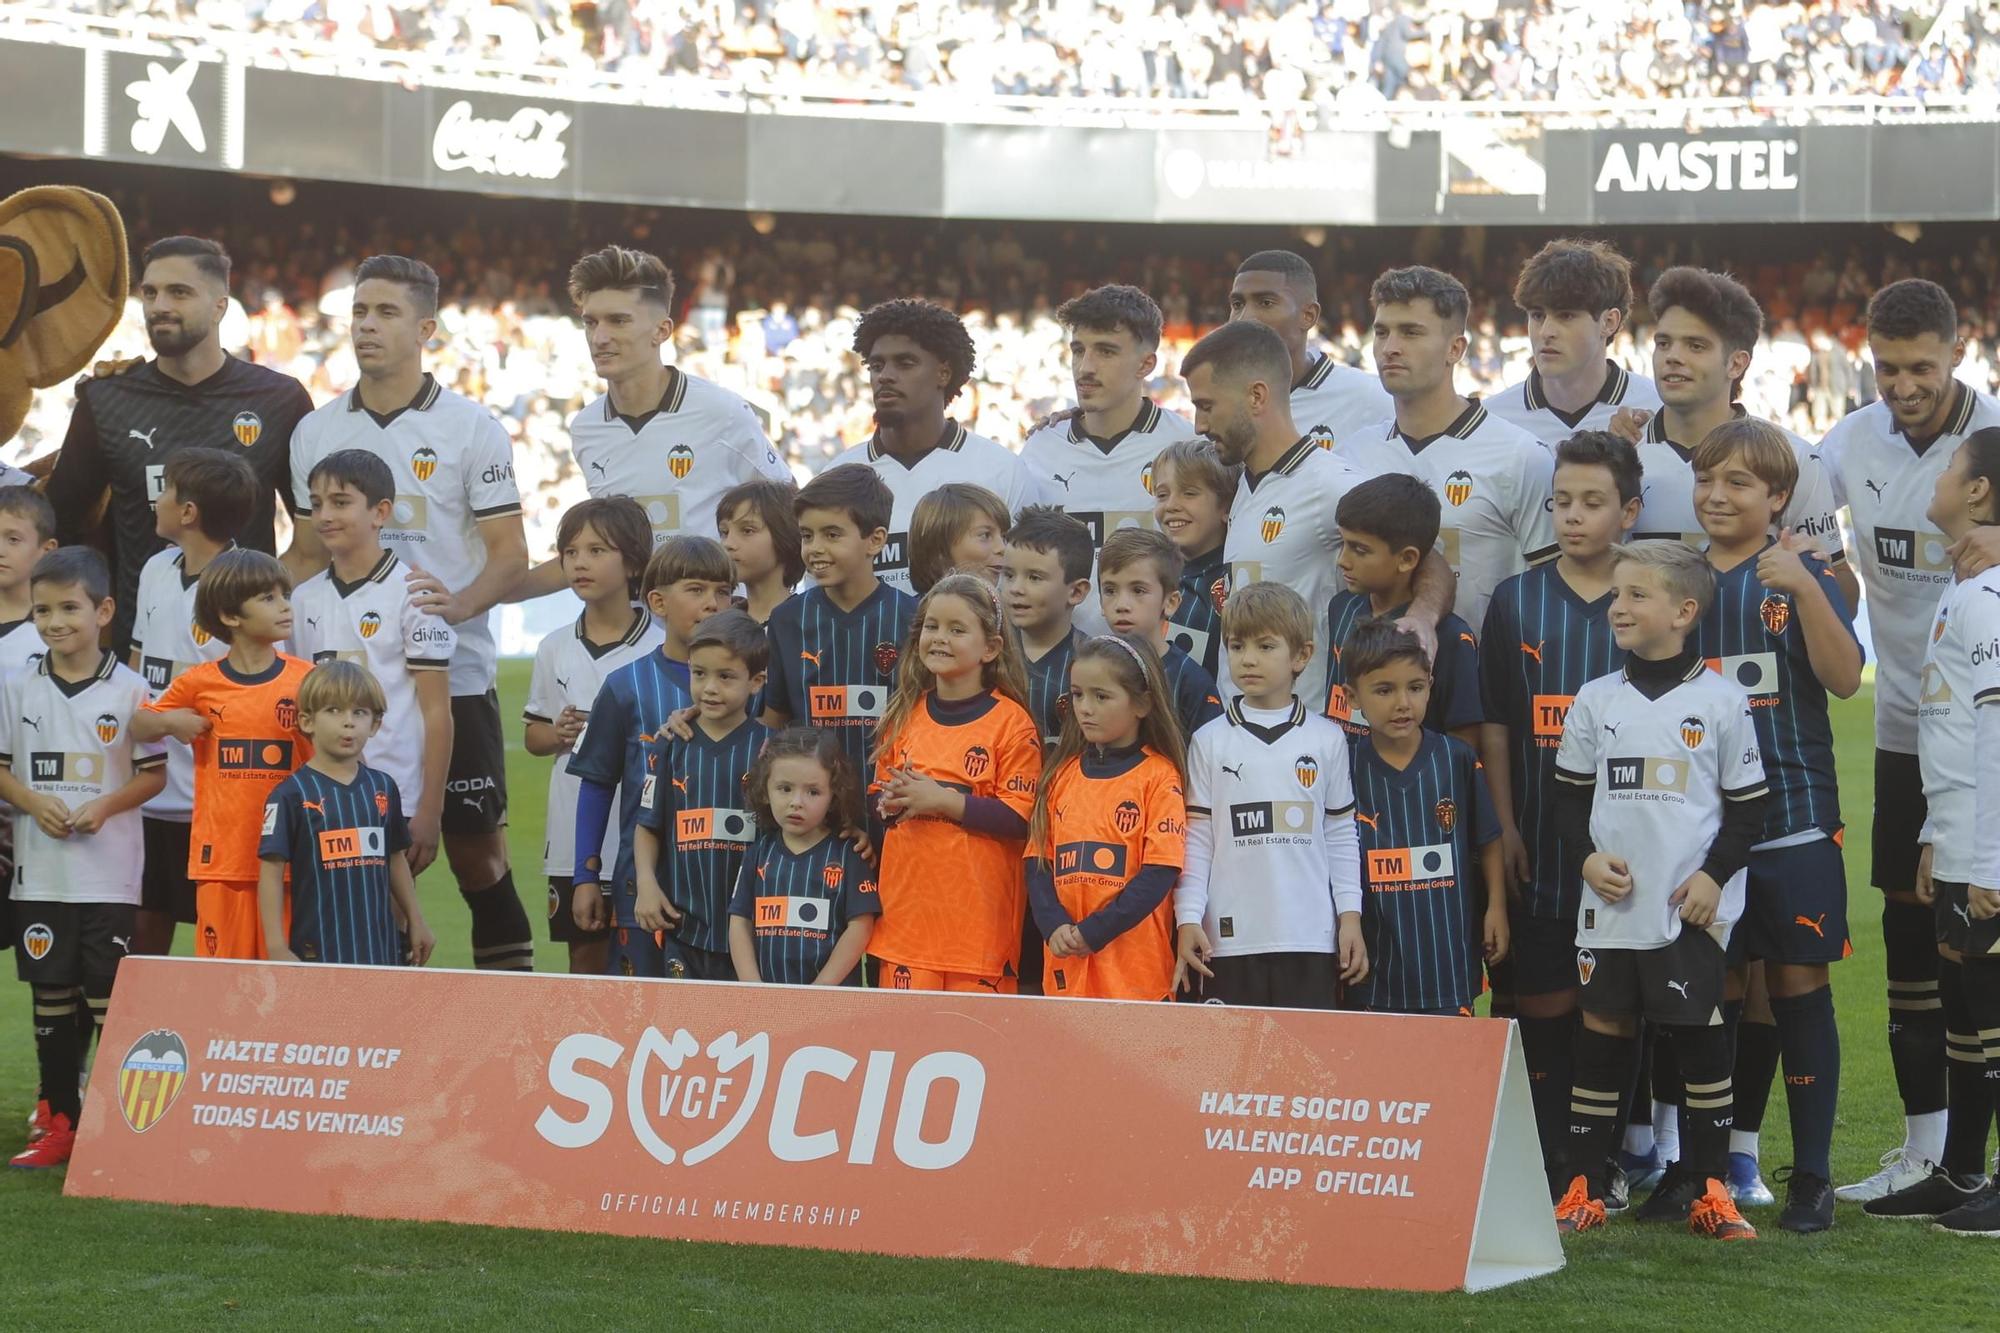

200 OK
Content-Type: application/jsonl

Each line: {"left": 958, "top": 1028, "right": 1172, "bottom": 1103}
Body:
{"left": 1729, "top": 835, "right": 1851, "bottom": 966}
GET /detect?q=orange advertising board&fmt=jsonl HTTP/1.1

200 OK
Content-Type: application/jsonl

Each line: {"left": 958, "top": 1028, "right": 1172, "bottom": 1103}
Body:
{"left": 68, "top": 958, "right": 1560, "bottom": 1292}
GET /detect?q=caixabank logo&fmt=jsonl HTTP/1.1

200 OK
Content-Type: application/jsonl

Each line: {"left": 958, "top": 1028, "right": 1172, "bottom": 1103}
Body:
{"left": 535, "top": 1027, "right": 986, "bottom": 1171}
{"left": 118, "top": 1028, "right": 190, "bottom": 1133}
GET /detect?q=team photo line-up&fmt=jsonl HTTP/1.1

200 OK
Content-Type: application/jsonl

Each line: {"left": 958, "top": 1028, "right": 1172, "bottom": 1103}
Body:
{"left": 7, "top": 229, "right": 2000, "bottom": 1248}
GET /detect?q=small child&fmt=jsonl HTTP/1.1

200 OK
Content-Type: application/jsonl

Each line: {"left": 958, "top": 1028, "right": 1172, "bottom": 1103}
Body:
{"left": 524, "top": 497, "right": 661, "bottom": 976}
{"left": 869, "top": 573, "right": 1042, "bottom": 993}
{"left": 1150, "top": 438, "right": 1238, "bottom": 682}
{"left": 1326, "top": 474, "right": 1481, "bottom": 749}
{"left": 0, "top": 487, "right": 58, "bottom": 671}
{"left": 908, "top": 481, "right": 1009, "bottom": 595}
{"left": 728, "top": 727, "right": 879, "bottom": 985}
{"left": 257, "top": 661, "right": 436, "bottom": 968}
{"left": 1000, "top": 505, "right": 1093, "bottom": 748}
{"left": 568, "top": 536, "right": 731, "bottom": 978}
{"left": 633, "top": 609, "right": 771, "bottom": 980}
{"left": 1344, "top": 620, "right": 1507, "bottom": 1015}
{"left": 1026, "top": 634, "right": 1187, "bottom": 1001}
{"left": 1175, "top": 583, "right": 1365, "bottom": 1007}
{"left": 1551, "top": 540, "right": 1766, "bottom": 1241}
{"left": 129, "top": 451, "right": 246, "bottom": 957}
{"left": 1097, "top": 527, "right": 1221, "bottom": 741}
{"left": 716, "top": 477, "right": 803, "bottom": 626}
{"left": 0, "top": 547, "right": 164, "bottom": 1170}
{"left": 135, "top": 549, "right": 313, "bottom": 960}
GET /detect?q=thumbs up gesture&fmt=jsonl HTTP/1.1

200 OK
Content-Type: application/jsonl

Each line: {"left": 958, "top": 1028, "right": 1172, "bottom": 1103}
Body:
{"left": 1755, "top": 528, "right": 1819, "bottom": 597}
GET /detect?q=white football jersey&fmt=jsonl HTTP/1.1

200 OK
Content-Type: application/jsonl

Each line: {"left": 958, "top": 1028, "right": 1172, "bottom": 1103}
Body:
{"left": 1020, "top": 399, "right": 1195, "bottom": 636}
{"left": 0, "top": 619, "right": 43, "bottom": 677}
{"left": 1554, "top": 661, "right": 1766, "bottom": 949}
{"left": 1292, "top": 353, "right": 1393, "bottom": 452}
{"left": 1916, "top": 568, "right": 2000, "bottom": 884}
{"left": 569, "top": 368, "right": 789, "bottom": 546}
{"left": 523, "top": 609, "right": 664, "bottom": 877}
{"left": 289, "top": 374, "right": 522, "bottom": 696}
{"left": 128, "top": 546, "right": 230, "bottom": 818}
{"left": 829, "top": 421, "right": 1047, "bottom": 593}
{"left": 1823, "top": 384, "right": 2000, "bottom": 753}
{"left": 1180, "top": 699, "right": 1359, "bottom": 956}
{"left": 1484, "top": 361, "right": 1660, "bottom": 449}
{"left": 0, "top": 653, "right": 163, "bottom": 904}
{"left": 1632, "top": 409, "right": 1844, "bottom": 563}
{"left": 1335, "top": 401, "right": 1557, "bottom": 634}
{"left": 290, "top": 552, "right": 456, "bottom": 813}
{"left": 1221, "top": 437, "right": 1362, "bottom": 708}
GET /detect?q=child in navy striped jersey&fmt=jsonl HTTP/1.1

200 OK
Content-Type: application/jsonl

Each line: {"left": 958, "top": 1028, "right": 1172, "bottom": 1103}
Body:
{"left": 1149, "top": 439, "right": 1237, "bottom": 683}
{"left": 1000, "top": 506, "right": 1093, "bottom": 749}
{"left": 1097, "top": 527, "right": 1221, "bottom": 742}
{"left": 729, "top": 728, "right": 878, "bottom": 985}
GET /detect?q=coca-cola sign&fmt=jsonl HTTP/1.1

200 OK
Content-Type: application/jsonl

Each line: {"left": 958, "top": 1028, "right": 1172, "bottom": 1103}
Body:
{"left": 431, "top": 99, "right": 570, "bottom": 180}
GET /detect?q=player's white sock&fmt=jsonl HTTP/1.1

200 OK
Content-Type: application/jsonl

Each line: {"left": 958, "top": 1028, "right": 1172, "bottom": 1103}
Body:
{"left": 1729, "top": 1129, "right": 1760, "bottom": 1160}
{"left": 1652, "top": 1100, "right": 1681, "bottom": 1163}
{"left": 1906, "top": 1110, "right": 1947, "bottom": 1165}
{"left": 1623, "top": 1124, "right": 1655, "bottom": 1157}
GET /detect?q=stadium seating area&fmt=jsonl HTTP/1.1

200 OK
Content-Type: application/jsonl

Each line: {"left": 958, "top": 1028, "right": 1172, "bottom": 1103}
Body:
{"left": 29, "top": 1, "right": 1985, "bottom": 108}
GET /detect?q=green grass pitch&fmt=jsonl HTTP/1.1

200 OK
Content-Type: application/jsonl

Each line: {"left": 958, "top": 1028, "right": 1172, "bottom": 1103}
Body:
{"left": 0, "top": 669, "right": 1986, "bottom": 1329}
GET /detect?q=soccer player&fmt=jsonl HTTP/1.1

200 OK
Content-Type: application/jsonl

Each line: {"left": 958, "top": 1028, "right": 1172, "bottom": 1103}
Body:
{"left": 1150, "top": 439, "right": 1238, "bottom": 681}
{"left": 1027, "top": 633, "right": 1186, "bottom": 1001}
{"left": 829, "top": 299, "right": 1043, "bottom": 593}
{"left": 632, "top": 610, "right": 770, "bottom": 980}
{"left": 287, "top": 254, "right": 533, "bottom": 973}
{"left": 135, "top": 549, "right": 313, "bottom": 961}
{"left": 1820, "top": 278, "right": 2000, "bottom": 1200}
{"left": 1175, "top": 583, "right": 1363, "bottom": 1007}
{"left": 716, "top": 478, "right": 804, "bottom": 627}
{"left": 1480, "top": 430, "right": 1641, "bottom": 1186}
{"left": 1692, "top": 417, "right": 1861, "bottom": 1233}
{"left": 1486, "top": 239, "right": 1660, "bottom": 446}
{"left": 762, "top": 464, "right": 916, "bottom": 782}
{"left": 1551, "top": 541, "right": 1766, "bottom": 1240}
{"left": 908, "top": 482, "right": 1009, "bottom": 595}
{"left": 290, "top": 449, "right": 456, "bottom": 878}
{"left": 0, "top": 547, "right": 164, "bottom": 1169}
{"left": 1020, "top": 284, "right": 1194, "bottom": 634}
{"left": 1342, "top": 265, "right": 1558, "bottom": 636}
{"left": 1344, "top": 620, "right": 1505, "bottom": 1016}
{"left": 1097, "top": 528, "right": 1222, "bottom": 740}
{"left": 45, "top": 236, "right": 311, "bottom": 655}
{"left": 257, "top": 661, "right": 437, "bottom": 969}
{"left": 128, "top": 450, "right": 248, "bottom": 956}
{"left": 1324, "top": 474, "right": 1481, "bottom": 749}
{"left": 524, "top": 497, "right": 661, "bottom": 976}
{"left": 1226, "top": 250, "right": 1392, "bottom": 451}
{"left": 1000, "top": 506, "right": 1093, "bottom": 748}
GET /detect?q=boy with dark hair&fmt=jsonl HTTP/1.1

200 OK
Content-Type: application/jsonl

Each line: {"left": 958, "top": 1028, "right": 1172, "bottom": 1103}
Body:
{"left": 136, "top": 549, "right": 313, "bottom": 961}
{"left": 1150, "top": 439, "right": 1238, "bottom": 680}
{"left": 128, "top": 448, "right": 253, "bottom": 955}
{"left": 0, "top": 546, "right": 165, "bottom": 1169}
{"left": 1000, "top": 505, "right": 1093, "bottom": 748}
{"left": 1097, "top": 528, "right": 1222, "bottom": 740}
{"left": 1325, "top": 474, "right": 1481, "bottom": 749}
{"left": 1489, "top": 238, "right": 1659, "bottom": 447}
{"left": 632, "top": 609, "right": 771, "bottom": 980}
{"left": 1551, "top": 541, "right": 1767, "bottom": 1240}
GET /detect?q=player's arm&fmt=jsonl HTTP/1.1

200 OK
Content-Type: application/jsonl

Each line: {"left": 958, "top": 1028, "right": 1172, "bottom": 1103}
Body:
{"left": 1965, "top": 597, "right": 2000, "bottom": 917}
{"left": 567, "top": 679, "right": 628, "bottom": 901}
{"left": 135, "top": 672, "right": 208, "bottom": 743}
{"left": 44, "top": 392, "right": 107, "bottom": 547}
{"left": 728, "top": 914, "right": 761, "bottom": 982}
{"left": 409, "top": 668, "right": 452, "bottom": 874}
{"left": 815, "top": 892, "right": 876, "bottom": 987}
{"left": 758, "top": 611, "right": 795, "bottom": 728}
{"left": 1474, "top": 596, "right": 1530, "bottom": 887}
{"left": 387, "top": 853, "right": 435, "bottom": 966}
{"left": 1552, "top": 688, "right": 1626, "bottom": 902}
{"left": 431, "top": 512, "right": 530, "bottom": 626}
{"left": 1174, "top": 732, "right": 1217, "bottom": 990}
{"left": 1397, "top": 549, "right": 1456, "bottom": 659}
{"left": 523, "top": 717, "right": 565, "bottom": 756}
{"left": 522, "top": 642, "right": 570, "bottom": 756}
{"left": 1321, "top": 752, "right": 1367, "bottom": 984}
{"left": 258, "top": 858, "right": 299, "bottom": 963}
{"left": 631, "top": 763, "right": 682, "bottom": 933}
{"left": 1480, "top": 839, "right": 1510, "bottom": 963}
{"left": 504, "top": 558, "right": 570, "bottom": 605}
{"left": 1516, "top": 453, "right": 1559, "bottom": 566}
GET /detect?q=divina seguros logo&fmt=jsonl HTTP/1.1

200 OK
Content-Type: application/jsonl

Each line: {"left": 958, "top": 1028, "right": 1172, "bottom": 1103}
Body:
{"left": 535, "top": 1026, "right": 986, "bottom": 1170}
{"left": 432, "top": 100, "right": 571, "bottom": 181}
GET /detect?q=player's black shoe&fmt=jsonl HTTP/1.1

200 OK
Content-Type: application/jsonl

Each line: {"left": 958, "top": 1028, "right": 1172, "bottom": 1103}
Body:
{"left": 1862, "top": 1168, "right": 1987, "bottom": 1221}
{"left": 1773, "top": 1167, "right": 1834, "bottom": 1234}
{"left": 1933, "top": 1184, "right": 2000, "bottom": 1237}
{"left": 1632, "top": 1164, "right": 1704, "bottom": 1223}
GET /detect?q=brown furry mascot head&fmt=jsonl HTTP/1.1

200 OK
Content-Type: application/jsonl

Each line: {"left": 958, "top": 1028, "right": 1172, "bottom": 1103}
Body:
{"left": 0, "top": 186, "right": 129, "bottom": 446}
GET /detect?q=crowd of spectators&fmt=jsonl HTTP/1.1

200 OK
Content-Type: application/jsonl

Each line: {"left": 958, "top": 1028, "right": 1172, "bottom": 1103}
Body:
{"left": 27, "top": 1, "right": 1985, "bottom": 109}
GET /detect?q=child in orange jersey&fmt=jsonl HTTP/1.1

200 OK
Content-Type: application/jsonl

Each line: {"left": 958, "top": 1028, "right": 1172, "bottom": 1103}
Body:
{"left": 868, "top": 572, "right": 1042, "bottom": 992}
{"left": 1026, "top": 634, "right": 1188, "bottom": 1001}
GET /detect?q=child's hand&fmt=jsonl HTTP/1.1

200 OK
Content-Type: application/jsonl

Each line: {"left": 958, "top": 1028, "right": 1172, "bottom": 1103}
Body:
{"left": 843, "top": 826, "right": 876, "bottom": 864}
{"left": 880, "top": 768, "right": 957, "bottom": 821}
{"left": 1498, "top": 824, "right": 1530, "bottom": 897}
{"left": 1484, "top": 905, "right": 1510, "bottom": 965}
{"left": 405, "top": 914, "right": 437, "bottom": 966}
{"left": 1916, "top": 843, "right": 1936, "bottom": 904}
{"left": 24, "top": 793, "right": 71, "bottom": 841}
{"left": 1582, "top": 852, "right": 1632, "bottom": 904}
{"left": 66, "top": 798, "right": 106, "bottom": 836}
{"left": 573, "top": 881, "right": 608, "bottom": 932}
{"left": 1049, "top": 923, "right": 1088, "bottom": 957}
{"left": 1670, "top": 869, "right": 1722, "bottom": 928}
{"left": 554, "top": 706, "right": 587, "bottom": 748}
{"left": 407, "top": 811, "right": 441, "bottom": 876}
{"left": 267, "top": 942, "right": 300, "bottom": 964}
{"left": 159, "top": 709, "right": 209, "bottom": 743}
{"left": 1337, "top": 912, "right": 1369, "bottom": 985}
{"left": 1971, "top": 885, "right": 2000, "bottom": 920}
{"left": 1173, "top": 922, "right": 1214, "bottom": 995}
{"left": 1755, "top": 529, "right": 1822, "bottom": 597}
{"left": 663, "top": 705, "right": 698, "bottom": 742}
{"left": 633, "top": 876, "right": 682, "bottom": 933}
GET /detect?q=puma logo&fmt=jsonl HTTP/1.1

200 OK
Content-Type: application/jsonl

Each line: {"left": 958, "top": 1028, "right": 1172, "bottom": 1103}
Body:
{"left": 1051, "top": 471, "right": 1075, "bottom": 492}
{"left": 127, "top": 427, "right": 159, "bottom": 449}
{"left": 460, "top": 795, "right": 485, "bottom": 812}
{"left": 1984, "top": 587, "right": 2000, "bottom": 604}
{"left": 1603, "top": 721, "right": 1621, "bottom": 738}
{"left": 1354, "top": 811, "right": 1378, "bottom": 831}
{"left": 1220, "top": 762, "right": 1243, "bottom": 780}
{"left": 800, "top": 649, "right": 822, "bottom": 668}
{"left": 1795, "top": 913, "right": 1826, "bottom": 938}
{"left": 555, "top": 676, "right": 570, "bottom": 691}
{"left": 305, "top": 617, "right": 318, "bottom": 629}
{"left": 1864, "top": 478, "right": 1887, "bottom": 501}
{"left": 1521, "top": 641, "right": 1544, "bottom": 663}
{"left": 671, "top": 776, "right": 689, "bottom": 796}
{"left": 1953, "top": 902, "right": 1973, "bottom": 926}
{"left": 17, "top": 716, "right": 36, "bottom": 731}
{"left": 1666, "top": 979, "right": 1690, "bottom": 998}
{"left": 589, "top": 460, "right": 607, "bottom": 477}
{"left": 301, "top": 800, "right": 324, "bottom": 815}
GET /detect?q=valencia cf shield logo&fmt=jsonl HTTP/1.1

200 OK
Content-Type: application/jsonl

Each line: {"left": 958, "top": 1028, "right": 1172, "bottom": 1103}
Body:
{"left": 375, "top": 790, "right": 390, "bottom": 816}
{"left": 1295, "top": 755, "right": 1319, "bottom": 788}
{"left": 668, "top": 443, "right": 695, "bottom": 480}
{"left": 963, "top": 745, "right": 992, "bottom": 779}
{"left": 358, "top": 611, "right": 383, "bottom": 639}
{"left": 548, "top": 886, "right": 560, "bottom": 920}
{"left": 1055, "top": 691, "right": 1071, "bottom": 721}
{"left": 191, "top": 618, "right": 211, "bottom": 647}
{"left": 1680, "top": 715, "right": 1706, "bottom": 749}
{"left": 411, "top": 446, "right": 439, "bottom": 482}
{"left": 1114, "top": 800, "right": 1142, "bottom": 834}
{"left": 1434, "top": 798, "right": 1457, "bottom": 835}
{"left": 1140, "top": 463, "right": 1155, "bottom": 494}
{"left": 1306, "top": 424, "right": 1336, "bottom": 451}
{"left": 874, "top": 641, "right": 899, "bottom": 678}
{"left": 1444, "top": 470, "right": 1474, "bottom": 506}
{"left": 821, "top": 862, "right": 845, "bottom": 890}
{"left": 1260, "top": 506, "right": 1286, "bottom": 543}
{"left": 1577, "top": 949, "right": 1596, "bottom": 985}
{"left": 202, "top": 924, "right": 218, "bottom": 955}
{"left": 21, "top": 922, "right": 51, "bottom": 960}
{"left": 1760, "top": 593, "right": 1791, "bottom": 637}
{"left": 276, "top": 695, "right": 298, "bottom": 731}
{"left": 117, "top": 1029, "right": 189, "bottom": 1133}
{"left": 231, "top": 411, "right": 263, "bottom": 447}
{"left": 95, "top": 712, "right": 119, "bottom": 744}
{"left": 1209, "top": 575, "right": 1229, "bottom": 616}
